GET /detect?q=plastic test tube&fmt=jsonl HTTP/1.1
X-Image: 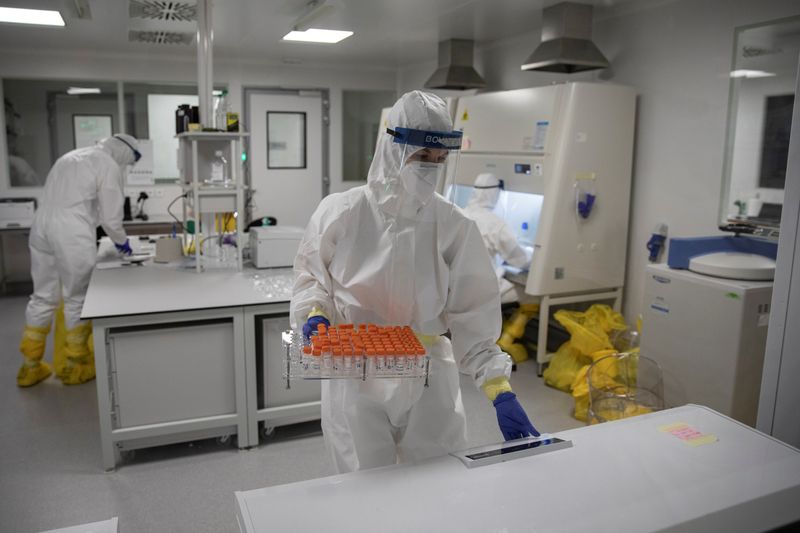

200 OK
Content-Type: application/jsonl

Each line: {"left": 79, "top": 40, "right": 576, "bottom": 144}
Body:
{"left": 385, "top": 345, "right": 395, "bottom": 371}
{"left": 416, "top": 347, "right": 426, "bottom": 373}
{"left": 343, "top": 346, "right": 353, "bottom": 376}
{"left": 375, "top": 347, "right": 386, "bottom": 375}
{"left": 302, "top": 345, "right": 312, "bottom": 372}
{"left": 394, "top": 348, "right": 406, "bottom": 374}
{"left": 311, "top": 347, "right": 322, "bottom": 376}
{"left": 322, "top": 345, "right": 333, "bottom": 377}
{"left": 367, "top": 348, "right": 378, "bottom": 376}
{"left": 353, "top": 346, "right": 364, "bottom": 375}
{"left": 332, "top": 347, "right": 343, "bottom": 375}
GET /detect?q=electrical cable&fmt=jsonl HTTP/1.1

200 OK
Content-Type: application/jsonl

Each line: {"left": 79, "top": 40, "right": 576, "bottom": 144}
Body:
{"left": 167, "top": 193, "right": 188, "bottom": 231}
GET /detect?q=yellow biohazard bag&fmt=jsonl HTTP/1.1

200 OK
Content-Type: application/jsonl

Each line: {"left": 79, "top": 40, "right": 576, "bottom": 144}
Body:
{"left": 542, "top": 304, "right": 627, "bottom": 393}
{"left": 542, "top": 342, "right": 589, "bottom": 392}
{"left": 571, "top": 349, "right": 619, "bottom": 422}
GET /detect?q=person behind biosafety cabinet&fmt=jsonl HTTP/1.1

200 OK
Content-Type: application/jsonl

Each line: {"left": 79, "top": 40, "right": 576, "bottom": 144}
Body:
{"left": 463, "top": 172, "right": 533, "bottom": 303}
{"left": 291, "top": 91, "right": 539, "bottom": 473}
{"left": 17, "top": 134, "right": 140, "bottom": 387}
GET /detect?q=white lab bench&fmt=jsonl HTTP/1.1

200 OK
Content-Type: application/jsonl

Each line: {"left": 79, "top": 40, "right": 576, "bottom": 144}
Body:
{"left": 0, "top": 216, "right": 182, "bottom": 293}
{"left": 81, "top": 260, "right": 321, "bottom": 470}
{"left": 235, "top": 405, "right": 800, "bottom": 533}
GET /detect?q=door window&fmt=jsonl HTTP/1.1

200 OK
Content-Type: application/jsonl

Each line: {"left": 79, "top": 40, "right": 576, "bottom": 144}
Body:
{"left": 267, "top": 111, "right": 306, "bottom": 169}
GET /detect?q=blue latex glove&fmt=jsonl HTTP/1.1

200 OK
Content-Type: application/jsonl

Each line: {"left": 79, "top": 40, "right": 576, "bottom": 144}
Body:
{"left": 577, "top": 193, "right": 596, "bottom": 219}
{"left": 115, "top": 239, "right": 133, "bottom": 256}
{"left": 493, "top": 391, "right": 540, "bottom": 441}
{"left": 303, "top": 315, "right": 330, "bottom": 340}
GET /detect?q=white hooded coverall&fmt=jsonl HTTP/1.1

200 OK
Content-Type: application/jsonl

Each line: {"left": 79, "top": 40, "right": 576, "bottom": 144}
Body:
{"left": 25, "top": 135, "right": 135, "bottom": 331}
{"left": 291, "top": 91, "right": 512, "bottom": 473}
{"left": 462, "top": 173, "right": 532, "bottom": 301}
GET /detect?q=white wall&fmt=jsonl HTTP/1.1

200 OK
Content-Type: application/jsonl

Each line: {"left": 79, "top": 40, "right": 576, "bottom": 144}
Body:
{"left": 397, "top": 0, "right": 800, "bottom": 322}
{"left": 0, "top": 49, "right": 396, "bottom": 215}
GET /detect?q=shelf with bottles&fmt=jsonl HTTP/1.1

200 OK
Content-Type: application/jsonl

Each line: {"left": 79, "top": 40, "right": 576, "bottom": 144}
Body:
{"left": 281, "top": 325, "right": 431, "bottom": 386}
{"left": 177, "top": 132, "right": 248, "bottom": 186}
{"left": 178, "top": 132, "right": 246, "bottom": 272}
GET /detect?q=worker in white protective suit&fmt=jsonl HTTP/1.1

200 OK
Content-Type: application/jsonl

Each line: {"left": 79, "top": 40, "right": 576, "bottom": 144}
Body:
{"left": 291, "top": 91, "right": 539, "bottom": 473}
{"left": 17, "top": 134, "right": 139, "bottom": 387}
{"left": 463, "top": 173, "right": 533, "bottom": 303}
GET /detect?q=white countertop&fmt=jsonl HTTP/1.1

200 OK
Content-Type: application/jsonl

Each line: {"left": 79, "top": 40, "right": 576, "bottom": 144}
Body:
{"left": 124, "top": 214, "right": 175, "bottom": 226}
{"left": 1, "top": 214, "right": 175, "bottom": 232}
{"left": 82, "top": 261, "right": 293, "bottom": 319}
{"left": 0, "top": 223, "right": 31, "bottom": 231}
{"left": 235, "top": 405, "right": 800, "bottom": 533}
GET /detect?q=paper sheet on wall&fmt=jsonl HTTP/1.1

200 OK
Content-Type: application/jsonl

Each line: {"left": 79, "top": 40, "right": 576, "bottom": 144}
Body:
{"left": 126, "top": 139, "right": 155, "bottom": 186}
{"left": 73, "top": 115, "right": 112, "bottom": 149}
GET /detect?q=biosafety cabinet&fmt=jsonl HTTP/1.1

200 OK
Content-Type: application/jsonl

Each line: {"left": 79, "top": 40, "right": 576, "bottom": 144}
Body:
{"left": 449, "top": 82, "right": 637, "bottom": 372}
{"left": 451, "top": 82, "right": 636, "bottom": 295}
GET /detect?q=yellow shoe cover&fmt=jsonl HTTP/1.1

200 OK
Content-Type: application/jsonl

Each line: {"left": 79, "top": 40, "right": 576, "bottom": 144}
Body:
{"left": 60, "top": 322, "right": 95, "bottom": 385}
{"left": 60, "top": 358, "right": 95, "bottom": 385}
{"left": 18, "top": 324, "right": 52, "bottom": 387}
{"left": 17, "top": 361, "right": 52, "bottom": 387}
{"left": 20, "top": 324, "right": 50, "bottom": 359}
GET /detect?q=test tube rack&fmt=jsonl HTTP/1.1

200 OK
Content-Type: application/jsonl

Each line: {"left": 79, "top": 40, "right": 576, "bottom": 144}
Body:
{"left": 281, "top": 325, "right": 431, "bottom": 389}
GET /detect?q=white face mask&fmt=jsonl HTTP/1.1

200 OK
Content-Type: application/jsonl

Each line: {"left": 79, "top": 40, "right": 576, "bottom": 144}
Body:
{"left": 399, "top": 161, "right": 442, "bottom": 204}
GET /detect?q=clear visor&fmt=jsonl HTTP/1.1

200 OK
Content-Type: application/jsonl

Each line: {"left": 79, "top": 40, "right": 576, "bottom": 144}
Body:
{"left": 387, "top": 127, "right": 462, "bottom": 213}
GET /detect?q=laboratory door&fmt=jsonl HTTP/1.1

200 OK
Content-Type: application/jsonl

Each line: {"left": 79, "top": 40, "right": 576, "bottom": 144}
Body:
{"left": 247, "top": 90, "right": 328, "bottom": 228}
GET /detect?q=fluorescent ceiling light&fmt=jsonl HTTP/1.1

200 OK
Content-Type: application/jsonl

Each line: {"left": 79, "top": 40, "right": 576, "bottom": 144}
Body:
{"left": 212, "top": 90, "right": 223, "bottom": 96}
{"left": 730, "top": 69, "right": 776, "bottom": 79}
{"left": 282, "top": 28, "right": 353, "bottom": 44}
{"left": 67, "top": 87, "right": 101, "bottom": 95}
{"left": 0, "top": 7, "right": 65, "bottom": 26}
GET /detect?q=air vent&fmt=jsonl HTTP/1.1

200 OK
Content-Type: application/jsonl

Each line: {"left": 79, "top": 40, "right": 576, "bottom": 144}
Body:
{"left": 129, "top": 1, "right": 197, "bottom": 22}
{"left": 128, "top": 30, "right": 194, "bottom": 45}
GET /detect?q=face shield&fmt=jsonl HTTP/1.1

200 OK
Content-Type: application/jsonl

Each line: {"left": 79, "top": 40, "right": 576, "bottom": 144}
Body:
{"left": 113, "top": 135, "right": 142, "bottom": 164}
{"left": 386, "top": 126, "right": 462, "bottom": 211}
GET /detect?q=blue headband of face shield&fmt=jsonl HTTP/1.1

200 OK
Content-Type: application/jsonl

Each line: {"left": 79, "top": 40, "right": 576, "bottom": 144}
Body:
{"left": 113, "top": 135, "right": 142, "bottom": 163}
{"left": 386, "top": 127, "right": 463, "bottom": 150}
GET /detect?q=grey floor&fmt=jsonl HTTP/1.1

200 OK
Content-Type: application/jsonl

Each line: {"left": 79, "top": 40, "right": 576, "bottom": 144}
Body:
{"left": 0, "top": 293, "right": 582, "bottom": 532}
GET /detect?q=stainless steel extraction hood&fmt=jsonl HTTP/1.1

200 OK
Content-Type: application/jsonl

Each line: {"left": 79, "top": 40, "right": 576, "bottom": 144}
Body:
{"left": 521, "top": 2, "right": 609, "bottom": 74}
{"left": 424, "top": 39, "right": 487, "bottom": 90}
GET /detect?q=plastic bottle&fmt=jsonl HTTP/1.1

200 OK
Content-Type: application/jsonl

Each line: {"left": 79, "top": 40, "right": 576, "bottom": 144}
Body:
{"left": 214, "top": 89, "right": 229, "bottom": 131}
{"left": 210, "top": 150, "right": 228, "bottom": 184}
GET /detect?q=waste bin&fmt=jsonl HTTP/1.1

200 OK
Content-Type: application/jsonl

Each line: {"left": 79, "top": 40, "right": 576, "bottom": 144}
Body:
{"left": 587, "top": 352, "right": 664, "bottom": 424}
